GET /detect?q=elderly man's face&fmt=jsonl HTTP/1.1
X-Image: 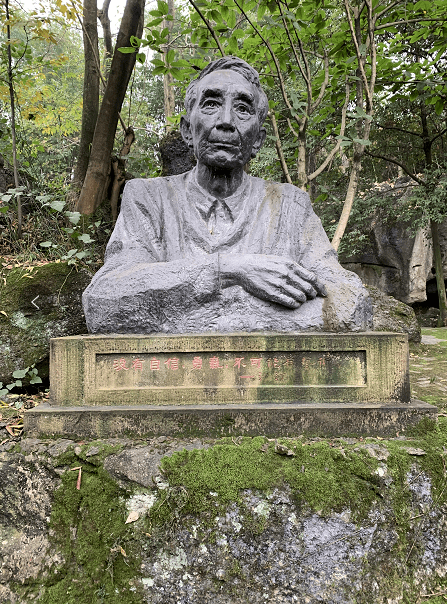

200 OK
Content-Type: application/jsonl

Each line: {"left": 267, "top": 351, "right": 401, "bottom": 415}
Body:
{"left": 182, "top": 70, "right": 266, "bottom": 170}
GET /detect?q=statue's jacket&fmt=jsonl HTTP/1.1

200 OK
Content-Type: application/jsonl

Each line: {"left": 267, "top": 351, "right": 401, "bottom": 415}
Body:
{"left": 83, "top": 169, "right": 372, "bottom": 333}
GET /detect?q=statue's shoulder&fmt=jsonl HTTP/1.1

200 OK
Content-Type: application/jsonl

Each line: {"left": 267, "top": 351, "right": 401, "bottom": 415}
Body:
{"left": 248, "top": 175, "right": 311, "bottom": 209}
{"left": 124, "top": 171, "right": 189, "bottom": 194}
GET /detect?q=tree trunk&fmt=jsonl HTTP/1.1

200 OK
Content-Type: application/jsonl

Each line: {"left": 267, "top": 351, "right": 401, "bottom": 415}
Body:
{"left": 98, "top": 0, "right": 113, "bottom": 82}
{"left": 5, "top": 0, "right": 22, "bottom": 239}
{"left": 72, "top": 0, "right": 100, "bottom": 192}
{"left": 76, "top": 0, "right": 145, "bottom": 215}
{"left": 163, "top": 0, "right": 175, "bottom": 130}
{"left": 331, "top": 146, "right": 363, "bottom": 252}
{"left": 431, "top": 220, "right": 447, "bottom": 326}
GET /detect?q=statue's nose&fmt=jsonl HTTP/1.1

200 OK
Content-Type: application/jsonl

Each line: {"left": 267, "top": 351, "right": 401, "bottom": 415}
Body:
{"left": 216, "top": 102, "right": 235, "bottom": 130}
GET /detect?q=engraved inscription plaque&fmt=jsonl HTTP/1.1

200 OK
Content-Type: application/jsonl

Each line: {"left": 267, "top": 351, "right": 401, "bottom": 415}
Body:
{"left": 49, "top": 333, "right": 410, "bottom": 406}
{"left": 95, "top": 351, "right": 367, "bottom": 390}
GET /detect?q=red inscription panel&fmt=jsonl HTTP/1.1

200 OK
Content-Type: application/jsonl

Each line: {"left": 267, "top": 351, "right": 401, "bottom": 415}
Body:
{"left": 95, "top": 351, "right": 367, "bottom": 390}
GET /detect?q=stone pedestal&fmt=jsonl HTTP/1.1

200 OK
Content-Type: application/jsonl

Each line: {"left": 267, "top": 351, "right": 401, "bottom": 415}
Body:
{"left": 24, "top": 332, "right": 437, "bottom": 438}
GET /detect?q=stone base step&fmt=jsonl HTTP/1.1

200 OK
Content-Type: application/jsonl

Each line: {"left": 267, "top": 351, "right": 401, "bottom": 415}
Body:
{"left": 24, "top": 400, "right": 437, "bottom": 439}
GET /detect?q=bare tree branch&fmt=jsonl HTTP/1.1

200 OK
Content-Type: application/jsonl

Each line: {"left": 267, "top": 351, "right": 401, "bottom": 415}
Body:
{"left": 364, "top": 150, "right": 425, "bottom": 185}
{"left": 269, "top": 111, "right": 293, "bottom": 185}
{"left": 308, "top": 79, "right": 350, "bottom": 181}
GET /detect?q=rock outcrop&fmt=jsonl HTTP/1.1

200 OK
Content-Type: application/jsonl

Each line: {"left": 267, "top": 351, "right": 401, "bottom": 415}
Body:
{"left": 367, "top": 285, "right": 421, "bottom": 343}
{"left": 341, "top": 178, "right": 447, "bottom": 305}
{"left": 2, "top": 428, "right": 447, "bottom": 604}
{"left": 0, "top": 262, "right": 91, "bottom": 384}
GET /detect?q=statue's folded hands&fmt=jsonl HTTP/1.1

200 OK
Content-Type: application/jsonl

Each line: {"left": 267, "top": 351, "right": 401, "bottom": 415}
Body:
{"left": 219, "top": 253, "right": 327, "bottom": 309}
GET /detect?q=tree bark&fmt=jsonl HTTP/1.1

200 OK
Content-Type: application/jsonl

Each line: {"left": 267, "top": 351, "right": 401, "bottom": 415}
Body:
{"left": 76, "top": 0, "right": 145, "bottom": 215}
{"left": 98, "top": 0, "right": 113, "bottom": 82}
{"left": 72, "top": 0, "right": 100, "bottom": 192}
{"left": 331, "top": 146, "right": 362, "bottom": 252}
{"left": 5, "top": 0, "right": 22, "bottom": 239}
{"left": 163, "top": 0, "right": 175, "bottom": 130}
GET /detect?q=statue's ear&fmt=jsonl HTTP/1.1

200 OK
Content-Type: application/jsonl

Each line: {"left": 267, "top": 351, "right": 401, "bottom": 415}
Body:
{"left": 180, "top": 116, "right": 193, "bottom": 149}
{"left": 251, "top": 126, "right": 266, "bottom": 158}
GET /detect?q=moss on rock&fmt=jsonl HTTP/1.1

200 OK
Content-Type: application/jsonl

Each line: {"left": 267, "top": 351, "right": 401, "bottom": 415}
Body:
{"left": 0, "top": 262, "right": 91, "bottom": 383}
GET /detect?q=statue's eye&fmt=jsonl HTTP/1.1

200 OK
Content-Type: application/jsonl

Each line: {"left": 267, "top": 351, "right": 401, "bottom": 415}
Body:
{"left": 236, "top": 104, "right": 250, "bottom": 114}
{"left": 203, "top": 99, "right": 219, "bottom": 108}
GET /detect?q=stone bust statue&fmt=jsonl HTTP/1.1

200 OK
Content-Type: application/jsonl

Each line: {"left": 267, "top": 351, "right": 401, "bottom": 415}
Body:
{"left": 83, "top": 56, "right": 372, "bottom": 334}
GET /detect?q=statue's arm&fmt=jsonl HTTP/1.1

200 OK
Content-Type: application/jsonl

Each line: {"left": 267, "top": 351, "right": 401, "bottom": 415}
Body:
{"left": 82, "top": 179, "right": 221, "bottom": 333}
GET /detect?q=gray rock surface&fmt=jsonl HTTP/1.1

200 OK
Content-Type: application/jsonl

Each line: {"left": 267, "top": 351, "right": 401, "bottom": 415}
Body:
{"left": 1, "top": 435, "right": 447, "bottom": 603}
{"left": 367, "top": 285, "right": 421, "bottom": 343}
{"left": 342, "top": 178, "right": 447, "bottom": 305}
{"left": 0, "top": 262, "right": 91, "bottom": 384}
{"left": 159, "top": 129, "right": 196, "bottom": 176}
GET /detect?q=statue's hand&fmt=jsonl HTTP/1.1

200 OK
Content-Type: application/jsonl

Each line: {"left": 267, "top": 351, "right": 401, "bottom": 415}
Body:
{"left": 220, "top": 253, "right": 327, "bottom": 309}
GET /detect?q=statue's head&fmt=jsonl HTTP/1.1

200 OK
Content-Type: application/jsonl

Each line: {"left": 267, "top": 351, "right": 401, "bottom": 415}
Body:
{"left": 180, "top": 56, "right": 268, "bottom": 170}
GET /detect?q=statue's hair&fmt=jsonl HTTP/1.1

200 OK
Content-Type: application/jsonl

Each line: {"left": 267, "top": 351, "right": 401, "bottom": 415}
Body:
{"left": 184, "top": 56, "right": 269, "bottom": 125}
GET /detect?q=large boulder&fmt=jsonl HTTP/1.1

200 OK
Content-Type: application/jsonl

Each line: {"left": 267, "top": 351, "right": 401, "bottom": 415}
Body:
{"left": 159, "top": 129, "right": 196, "bottom": 177}
{"left": 0, "top": 261, "right": 91, "bottom": 384}
{"left": 368, "top": 285, "right": 421, "bottom": 343}
{"left": 341, "top": 178, "right": 446, "bottom": 305}
{"left": 2, "top": 430, "right": 447, "bottom": 603}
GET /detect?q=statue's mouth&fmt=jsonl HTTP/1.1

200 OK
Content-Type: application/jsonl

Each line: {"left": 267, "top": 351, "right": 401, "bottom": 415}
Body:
{"left": 208, "top": 141, "right": 239, "bottom": 149}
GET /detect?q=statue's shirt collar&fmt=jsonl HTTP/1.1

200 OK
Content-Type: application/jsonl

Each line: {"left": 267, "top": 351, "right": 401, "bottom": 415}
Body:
{"left": 186, "top": 167, "right": 251, "bottom": 224}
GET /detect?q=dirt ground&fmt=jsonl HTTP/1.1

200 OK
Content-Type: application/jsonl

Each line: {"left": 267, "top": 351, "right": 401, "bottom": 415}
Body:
{"left": 410, "top": 327, "right": 447, "bottom": 411}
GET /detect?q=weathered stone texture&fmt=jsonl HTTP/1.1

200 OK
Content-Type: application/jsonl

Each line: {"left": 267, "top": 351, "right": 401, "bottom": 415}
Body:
{"left": 159, "top": 129, "right": 196, "bottom": 176}
{"left": 341, "top": 178, "right": 447, "bottom": 305}
{"left": 1, "top": 436, "right": 447, "bottom": 603}
{"left": 367, "top": 285, "right": 421, "bottom": 343}
{"left": 0, "top": 262, "right": 91, "bottom": 383}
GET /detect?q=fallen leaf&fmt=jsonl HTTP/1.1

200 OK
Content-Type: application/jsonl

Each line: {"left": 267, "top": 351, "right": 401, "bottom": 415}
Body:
{"left": 120, "top": 546, "right": 127, "bottom": 557}
{"left": 125, "top": 510, "right": 139, "bottom": 524}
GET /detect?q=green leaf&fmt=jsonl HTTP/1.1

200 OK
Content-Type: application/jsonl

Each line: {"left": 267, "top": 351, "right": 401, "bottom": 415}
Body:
{"left": 167, "top": 49, "right": 175, "bottom": 63}
{"left": 352, "top": 138, "right": 371, "bottom": 145}
{"left": 64, "top": 211, "right": 81, "bottom": 225}
{"left": 29, "top": 376, "right": 43, "bottom": 385}
{"left": 118, "top": 46, "right": 137, "bottom": 54}
{"left": 78, "top": 234, "right": 95, "bottom": 244}
{"left": 40, "top": 241, "right": 53, "bottom": 248}
{"left": 13, "top": 369, "right": 28, "bottom": 379}
{"left": 157, "top": 0, "right": 169, "bottom": 14}
{"left": 75, "top": 251, "right": 88, "bottom": 259}
{"left": 228, "top": 36, "right": 238, "bottom": 54}
{"left": 152, "top": 65, "right": 166, "bottom": 76}
{"left": 137, "top": 52, "right": 146, "bottom": 64}
{"left": 49, "top": 200, "right": 65, "bottom": 212}
{"left": 435, "top": 99, "right": 444, "bottom": 115}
